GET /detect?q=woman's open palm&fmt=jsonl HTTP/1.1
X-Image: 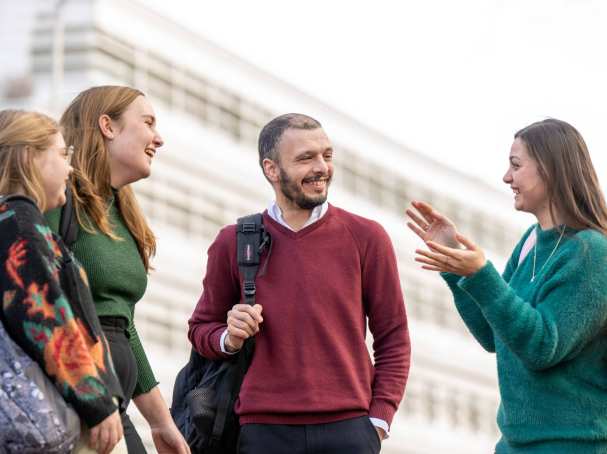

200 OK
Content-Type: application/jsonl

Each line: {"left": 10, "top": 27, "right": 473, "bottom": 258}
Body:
{"left": 406, "top": 200, "right": 459, "bottom": 247}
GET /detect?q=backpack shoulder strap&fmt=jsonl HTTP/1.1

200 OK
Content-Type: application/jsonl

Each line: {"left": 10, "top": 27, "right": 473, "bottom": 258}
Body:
{"left": 236, "top": 213, "right": 271, "bottom": 306}
{"left": 205, "top": 214, "right": 269, "bottom": 444}
{"left": 59, "top": 186, "right": 79, "bottom": 248}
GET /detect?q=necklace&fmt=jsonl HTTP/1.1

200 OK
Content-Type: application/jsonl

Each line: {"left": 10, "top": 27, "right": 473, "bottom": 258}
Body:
{"left": 531, "top": 226, "right": 565, "bottom": 282}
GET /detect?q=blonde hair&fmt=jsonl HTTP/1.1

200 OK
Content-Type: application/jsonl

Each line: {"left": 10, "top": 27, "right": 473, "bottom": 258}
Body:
{"left": 61, "top": 86, "right": 156, "bottom": 271}
{"left": 0, "top": 109, "right": 60, "bottom": 211}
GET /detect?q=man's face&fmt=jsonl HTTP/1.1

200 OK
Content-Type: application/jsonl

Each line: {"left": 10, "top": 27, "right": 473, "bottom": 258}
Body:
{"left": 267, "top": 128, "right": 334, "bottom": 210}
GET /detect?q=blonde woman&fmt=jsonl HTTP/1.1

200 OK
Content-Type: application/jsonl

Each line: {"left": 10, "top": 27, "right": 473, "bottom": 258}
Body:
{"left": 0, "top": 109, "right": 124, "bottom": 453}
{"left": 46, "top": 86, "right": 190, "bottom": 454}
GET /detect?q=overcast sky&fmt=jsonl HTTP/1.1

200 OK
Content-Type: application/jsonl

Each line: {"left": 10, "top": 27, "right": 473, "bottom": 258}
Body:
{"left": 141, "top": 0, "right": 607, "bottom": 193}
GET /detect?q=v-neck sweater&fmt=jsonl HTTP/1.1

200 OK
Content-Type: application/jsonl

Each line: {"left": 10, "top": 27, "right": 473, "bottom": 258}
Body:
{"left": 189, "top": 204, "right": 411, "bottom": 426}
{"left": 443, "top": 225, "right": 607, "bottom": 453}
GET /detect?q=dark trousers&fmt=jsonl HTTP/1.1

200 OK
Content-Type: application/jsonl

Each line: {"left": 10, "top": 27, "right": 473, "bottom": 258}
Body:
{"left": 101, "top": 316, "right": 147, "bottom": 454}
{"left": 238, "top": 416, "right": 381, "bottom": 454}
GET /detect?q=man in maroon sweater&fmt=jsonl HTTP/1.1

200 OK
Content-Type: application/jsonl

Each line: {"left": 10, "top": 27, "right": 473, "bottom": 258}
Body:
{"left": 188, "top": 113, "right": 410, "bottom": 453}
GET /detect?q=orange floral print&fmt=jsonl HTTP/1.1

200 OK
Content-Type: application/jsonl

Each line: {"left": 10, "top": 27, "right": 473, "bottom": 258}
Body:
{"left": 23, "top": 282, "right": 54, "bottom": 319}
{"left": 2, "top": 290, "right": 16, "bottom": 309}
{"left": 35, "top": 224, "right": 62, "bottom": 258}
{"left": 44, "top": 318, "right": 102, "bottom": 393}
{"left": 6, "top": 239, "right": 27, "bottom": 289}
{"left": 76, "top": 319, "right": 106, "bottom": 373}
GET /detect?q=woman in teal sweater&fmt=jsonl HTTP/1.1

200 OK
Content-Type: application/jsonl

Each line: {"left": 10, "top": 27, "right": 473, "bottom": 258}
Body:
{"left": 407, "top": 118, "right": 607, "bottom": 453}
{"left": 46, "top": 86, "right": 189, "bottom": 454}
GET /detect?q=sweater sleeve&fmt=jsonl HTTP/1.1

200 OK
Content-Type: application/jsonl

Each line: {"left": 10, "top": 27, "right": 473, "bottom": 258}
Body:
{"left": 441, "top": 271, "right": 496, "bottom": 352}
{"left": 361, "top": 222, "right": 410, "bottom": 427}
{"left": 440, "top": 227, "right": 531, "bottom": 353}
{"left": 128, "top": 317, "right": 159, "bottom": 397}
{"left": 188, "top": 226, "right": 241, "bottom": 360}
{"left": 0, "top": 206, "right": 117, "bottom": 427}
{"left": 458, "top": 233, "right": 607, "bottom": 371}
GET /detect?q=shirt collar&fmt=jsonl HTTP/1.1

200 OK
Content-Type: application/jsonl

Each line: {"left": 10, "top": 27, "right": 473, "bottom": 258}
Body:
{"left": 267, "top": 200, "right": 329, "bottom": 232}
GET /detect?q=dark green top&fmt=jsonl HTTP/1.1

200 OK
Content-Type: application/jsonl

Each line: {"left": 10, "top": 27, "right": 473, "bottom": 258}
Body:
{"left": 443, "top": 225, "right": 607, "bottom": 453}
{"left": 46, "top": 197, "right": 158, "bottom": 397}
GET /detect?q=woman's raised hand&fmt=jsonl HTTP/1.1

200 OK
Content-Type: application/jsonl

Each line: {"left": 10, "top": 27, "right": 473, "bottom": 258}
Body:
{"left": 416, "top": 232, "right": 487, "bottom": 277}
{"left": 406, "top": 201, "right": 486, "bottom": 276}
{"left": 406, "top": 201, "right": 459, "bottom": 248}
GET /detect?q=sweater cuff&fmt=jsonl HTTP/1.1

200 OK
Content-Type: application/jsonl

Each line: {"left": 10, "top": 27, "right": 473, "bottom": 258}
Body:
{"left": 133, "top": 375, "right": 160, "bottom": 398}
{"left": 220, "top": 329, "right": 240, "bottom": 355}
{"left": 457, "top": 260, "right": 508, "bottom": 307}
{"left": 211, "top": 327, "right": 230, "bottom": 358}
{"left": 127, "top": 320, "right": 159, "bottom": 397}
{"left": 441, "top": 271, "right": 465, "bottom": 289}
{"left": 369, "top": 399, "right": 396, "bottom": 427}
{"left": 441, "top": 271, "right": 482, "bottom": 311}
{"left": 81, "top": 395, "right": 119, "bottom": 428}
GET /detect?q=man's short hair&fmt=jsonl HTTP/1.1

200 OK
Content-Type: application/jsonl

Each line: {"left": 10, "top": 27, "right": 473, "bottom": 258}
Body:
{"left": 258, "top": 113, "right": 322, "bottom": 168}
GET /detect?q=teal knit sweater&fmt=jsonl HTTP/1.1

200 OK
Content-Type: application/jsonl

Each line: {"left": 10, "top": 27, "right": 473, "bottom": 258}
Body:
{"left": 443, "top": 225, "right": 607, "bottom": 454}
{"left": 46, "top": 198, "right": 158, "bottom": 397}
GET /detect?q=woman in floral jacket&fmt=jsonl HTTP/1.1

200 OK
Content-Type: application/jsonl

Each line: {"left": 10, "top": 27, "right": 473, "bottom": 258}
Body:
{"left": 0, "top": 109, "right": 124, "bottom": 453}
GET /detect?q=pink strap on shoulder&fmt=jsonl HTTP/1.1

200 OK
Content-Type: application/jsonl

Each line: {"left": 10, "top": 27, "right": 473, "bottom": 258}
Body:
{"left": 518, "top": 228, "right": 537, "bottom": 266}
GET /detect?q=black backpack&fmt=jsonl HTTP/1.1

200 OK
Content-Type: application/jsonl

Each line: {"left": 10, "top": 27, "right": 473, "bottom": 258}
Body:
{"left": 171, "top": 213, "right": 271, "bottom": 453}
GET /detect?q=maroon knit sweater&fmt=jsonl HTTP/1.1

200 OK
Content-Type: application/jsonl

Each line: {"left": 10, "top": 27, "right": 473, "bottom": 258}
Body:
{"left": 188, "top": 205, "right": 410, "bottom": 426}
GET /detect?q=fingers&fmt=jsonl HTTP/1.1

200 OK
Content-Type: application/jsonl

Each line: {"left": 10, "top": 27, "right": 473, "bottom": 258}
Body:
{"left": 411, "top": 200, "right": 435, "bottom": 224}
{"left": 426, "top": 241, "right": 461, "bottom": 258}
{"left": 415, "top": 255, "right": 450, "bottom": 274}
{"left": 406, "top": 221, "right": 426, "bottom": 241}
{"left": 421, "top": 265, "right": 444, "bottom": 272}
{"left": 89, "top": 426, "right": 99, "bottom": 451}
{"left": 415, "top": 247, "right": 460, "bottom": 274}
{"left": 414, "top": 255, "right": 443, "bottom": 268}
{"left": 405, "top": 208, "right": 430, "bottom": 231}
{"left": 177, "top": 437, "right": 191, "bottom": 454}
{"left": 152, "top": 425, "right": 191, "bottom": 454}
{"left": 417, "top": 246, "right": 459, "bottom": 263}
{"left": 89, "top": 411, "right": 122, "bottom": 454}
{"left": 227, "top": 304, "right": 264, "bottom": 343}
{"left": 175, "top": 442, "right": 190, "bottom": 454}
{"left": 96, "top": 424, "right": 110, "bottom": 454}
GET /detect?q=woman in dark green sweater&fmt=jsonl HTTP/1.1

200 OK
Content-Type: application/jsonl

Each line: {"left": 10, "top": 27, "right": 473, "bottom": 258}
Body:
{"left": 407, "top": 119, "right": 607, "bottom": 453}
{"left": 46, "top": 86, "right": 189, "bottom": 454}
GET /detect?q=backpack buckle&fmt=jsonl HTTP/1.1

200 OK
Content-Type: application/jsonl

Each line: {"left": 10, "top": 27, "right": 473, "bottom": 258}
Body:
{"left": 241, "top": 222, "right": 256, "bottom": 233}
{"left": 243, "top": 281, "right": 256, "bottom": 296}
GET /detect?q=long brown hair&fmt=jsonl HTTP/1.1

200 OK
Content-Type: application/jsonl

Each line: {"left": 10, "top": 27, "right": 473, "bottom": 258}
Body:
{"left": 60, "top": 86, "right": 156, "bottom": 270}
{"left": 515, "top": 118, "right": 607, "bottom": 235}
{"left": 0, "top": 109, "right": 60, "bottom": 211}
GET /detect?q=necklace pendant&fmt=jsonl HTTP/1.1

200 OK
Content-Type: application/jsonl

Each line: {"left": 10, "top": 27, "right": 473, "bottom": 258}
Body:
{"left": 530, "top": 276, "right": 535, "bottom": 282}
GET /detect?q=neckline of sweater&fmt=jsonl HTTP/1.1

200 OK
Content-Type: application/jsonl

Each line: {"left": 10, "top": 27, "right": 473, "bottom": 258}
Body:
{"left": 263, "top": 204, "right": 334, "bottom": 238}
{"left": 534, "top": 223, "right": 578, "bottom": 245}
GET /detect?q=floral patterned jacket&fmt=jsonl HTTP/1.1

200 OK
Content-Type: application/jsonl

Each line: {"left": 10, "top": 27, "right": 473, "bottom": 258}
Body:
{"left": 0, "top": 195, "right": 123, "bottom": 427}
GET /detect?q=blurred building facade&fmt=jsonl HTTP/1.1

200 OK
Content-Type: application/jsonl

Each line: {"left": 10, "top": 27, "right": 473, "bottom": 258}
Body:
{"left": 0, "top": 1, "right": 528, "bottom": 452}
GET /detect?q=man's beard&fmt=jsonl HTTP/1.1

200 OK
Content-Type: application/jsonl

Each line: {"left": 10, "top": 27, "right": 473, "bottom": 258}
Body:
{"left": 278, "top": 166, "right": 330, "bottom": 210}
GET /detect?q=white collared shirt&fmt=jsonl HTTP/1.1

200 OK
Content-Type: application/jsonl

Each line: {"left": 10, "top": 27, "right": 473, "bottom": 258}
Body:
{"left": 267, "top": 200, "right": 329, "bottom": 231}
